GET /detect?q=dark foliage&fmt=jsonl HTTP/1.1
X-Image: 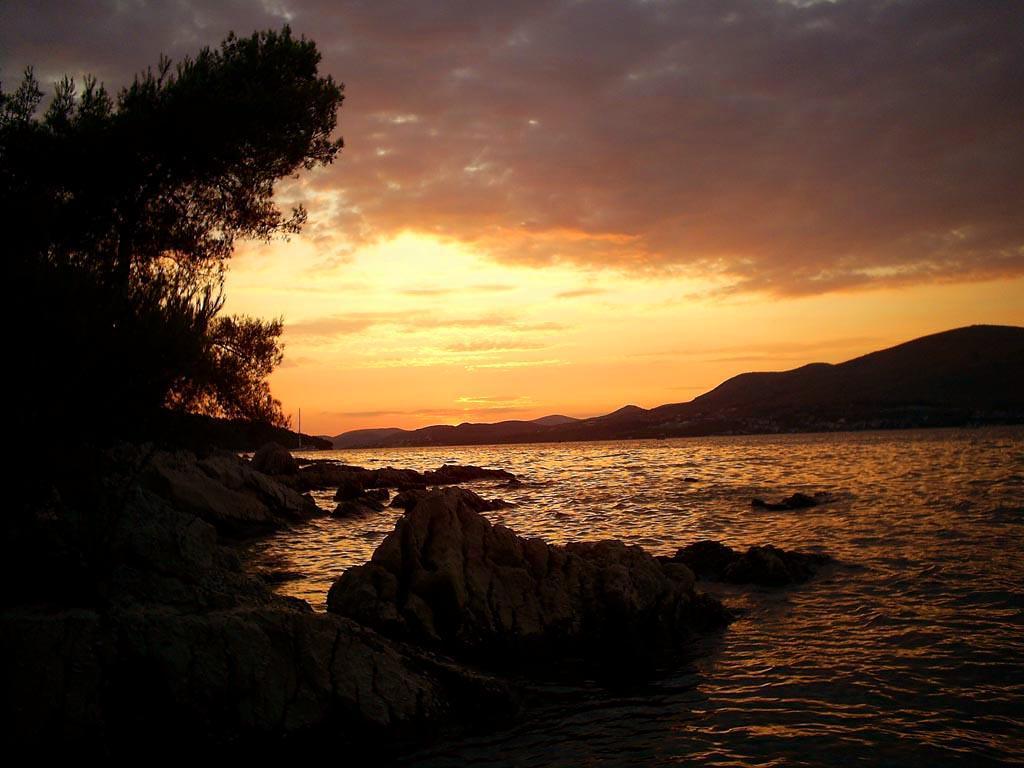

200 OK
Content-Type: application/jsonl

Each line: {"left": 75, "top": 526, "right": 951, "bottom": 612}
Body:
{"left": 2, "top": 27, "right": 343, "bottom": 444}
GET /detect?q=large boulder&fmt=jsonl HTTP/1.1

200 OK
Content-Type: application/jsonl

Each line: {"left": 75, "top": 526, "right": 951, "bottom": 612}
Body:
{"left": 144, "top": 449, "right": 319, "bottom": 536}
{"left": 668, "top": 540, "right": 831, "bottom": 586}
{"left": 327, "top": 488, "right": 727, "bottom": 667}
{"left": 250, "top": 442, "right": 299, "bottom": 475}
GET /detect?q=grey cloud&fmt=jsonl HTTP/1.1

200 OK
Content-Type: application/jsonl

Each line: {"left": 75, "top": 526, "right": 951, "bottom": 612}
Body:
{"left": 5, "top": 1, "right": 1023, "bottom": 294}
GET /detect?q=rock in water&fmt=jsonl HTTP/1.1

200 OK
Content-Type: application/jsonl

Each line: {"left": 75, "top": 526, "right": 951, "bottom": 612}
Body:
{"left": 294, "top": 462, "right": 516, "bottom": 492}
{"left": 421, "top": 464, "right": 517, "bottom": 484}
{"left": 250, "top": 442, "right": 299, "bottom": 475}
{"left": 390, "top": 488, "right": 425, "bottom": 509}
{"left": 667, "top": 540, "right": 737, "bottom": 579}
{"left": 751, "top": 491, "right": 833, "bottom": 511}
{"left": 328, "top": 487, "right": 727, "bottom": 667}
{"left": 334, "top": 475, "right": 367, "bottom": 500}
{"left": 332, "top": 497, "right": 386, "bottom": 518}
{"left": 389, "top": 487, "right": 512, "bottom": 513}
{"left": 363, "top": 488, "right": 391, "bottom": 503}
{"left": 670, "top": 540, "right": 831, "bottom": 586}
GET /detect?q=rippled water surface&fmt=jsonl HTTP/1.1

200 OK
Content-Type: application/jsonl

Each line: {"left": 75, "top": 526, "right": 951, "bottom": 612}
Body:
{"left": 244, "top": 428, "right": 1024, "bottom": 766}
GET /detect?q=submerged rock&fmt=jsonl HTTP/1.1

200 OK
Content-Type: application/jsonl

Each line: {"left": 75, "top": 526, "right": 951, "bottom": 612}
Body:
{"left": 668, "top": 540, "right": 831, "bottom": 586}
{"left": 328, "top": 487, "right": 727, "bottom": 667}
{"left": 250, "top": 442, "right": 299, "bottom": 476}
{"left": 751, "top": 491, "right": 833, "bottom": 511}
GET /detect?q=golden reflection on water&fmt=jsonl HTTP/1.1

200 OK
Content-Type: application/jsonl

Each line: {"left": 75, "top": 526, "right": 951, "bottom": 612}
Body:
{"left": 242, "top": 427, "right": 1024, "bottom": 766}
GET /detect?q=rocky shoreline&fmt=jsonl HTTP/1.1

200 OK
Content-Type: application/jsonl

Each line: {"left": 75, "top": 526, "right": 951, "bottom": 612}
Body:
{"left": 2, "top": 442, "right": 830, "bottom": 756}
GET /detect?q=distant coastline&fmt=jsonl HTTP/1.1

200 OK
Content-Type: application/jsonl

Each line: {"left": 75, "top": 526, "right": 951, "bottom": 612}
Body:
{"left": 331, "top": 325, "right": 1024, "bottom": 449}
{"left": 327, "top": 421, "right": 1024, "bottom": 454}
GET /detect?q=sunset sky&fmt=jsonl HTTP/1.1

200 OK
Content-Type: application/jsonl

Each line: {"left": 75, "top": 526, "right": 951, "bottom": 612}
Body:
{"left": 3, "top": 1, "right": 1023, "bottom": 435}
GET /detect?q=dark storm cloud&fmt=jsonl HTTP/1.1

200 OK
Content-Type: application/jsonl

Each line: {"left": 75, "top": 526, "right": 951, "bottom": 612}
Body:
{"left": 3, "top": 0, "right": 1022, "bottom": 294}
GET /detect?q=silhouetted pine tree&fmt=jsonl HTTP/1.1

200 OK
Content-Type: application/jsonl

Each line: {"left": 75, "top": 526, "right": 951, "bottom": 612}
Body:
{"left": 1, "top": 27, "right": 343, "bottom": 442}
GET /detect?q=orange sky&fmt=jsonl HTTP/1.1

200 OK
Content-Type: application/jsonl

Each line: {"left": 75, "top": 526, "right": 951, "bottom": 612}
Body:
{"left": 225, "top": 231, "right": 1024, "bottom": 435}
{"left": 5, "top": 2, "right": 1024, "bottom": 436}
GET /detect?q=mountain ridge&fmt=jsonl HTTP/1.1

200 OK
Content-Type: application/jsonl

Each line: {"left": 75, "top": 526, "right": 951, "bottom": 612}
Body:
{"left": 331, "top": 325, "right": 1024, "bottom": 448}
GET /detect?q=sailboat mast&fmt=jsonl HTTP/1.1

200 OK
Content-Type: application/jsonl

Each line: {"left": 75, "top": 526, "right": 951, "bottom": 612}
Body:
{"left": 298, "top": 408, "right": 302, "bottom": 450}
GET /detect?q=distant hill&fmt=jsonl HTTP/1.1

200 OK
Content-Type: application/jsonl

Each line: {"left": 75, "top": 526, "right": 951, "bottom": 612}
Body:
{"left": 331, "top": 325, "right": 1024, "bottom": 448}
{"left": 531, "top": 414, "right": 580, "bottom": 427}
{"left": 333, "top": 414, "right": 580, "bottom": 449}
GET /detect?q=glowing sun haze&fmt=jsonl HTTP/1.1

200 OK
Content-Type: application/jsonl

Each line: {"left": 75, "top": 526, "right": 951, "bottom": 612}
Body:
{"left": 3, "top": 0, "right": 1023, "bottom": 435}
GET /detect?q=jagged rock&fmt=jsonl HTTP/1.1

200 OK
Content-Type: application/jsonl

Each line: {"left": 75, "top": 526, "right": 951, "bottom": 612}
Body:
{"left": 144, "top": 450, "right": 320, "bottom": 536}
{"left": 751, "top": 491, "right": 833, "bottom": 511}
{"left": 328, "top": 488, "right": 727, "bottom": 666}
{"left": 668, "top": 540, "right": 831, "bottom": 586}
{"left": 250, "top": 442, "right": 299, "bottom": 476}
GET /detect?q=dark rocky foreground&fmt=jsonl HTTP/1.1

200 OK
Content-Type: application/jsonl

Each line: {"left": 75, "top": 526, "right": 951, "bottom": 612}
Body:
{"left": 2, "top": 444, "right": 826, "bottom": 756}
{"left": 2, "top": 446, "right": 514, "bottom": 756}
